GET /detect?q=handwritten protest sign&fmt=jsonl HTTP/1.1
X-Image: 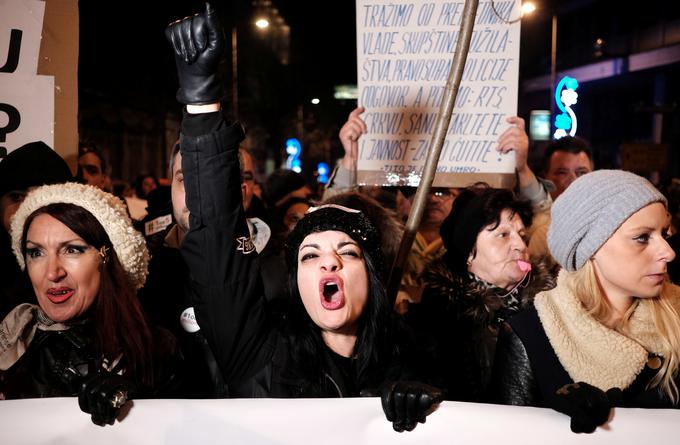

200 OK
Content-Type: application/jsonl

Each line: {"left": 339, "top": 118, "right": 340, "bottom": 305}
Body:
{"left": 356, "top": 0, "right": 521, "bottom": 188}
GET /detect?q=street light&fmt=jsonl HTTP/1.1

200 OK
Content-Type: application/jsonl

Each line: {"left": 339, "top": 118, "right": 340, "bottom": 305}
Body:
{"left": 254, "top": 18, "right": 270, "bottom": 29}
{"left": 491, "top": 0, "right": 536, "bottom": 24}
{"left": 231, "top": 1, "right": 288, "bottom": 119}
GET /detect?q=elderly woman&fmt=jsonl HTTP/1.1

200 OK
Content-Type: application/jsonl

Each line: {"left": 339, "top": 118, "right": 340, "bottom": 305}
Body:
{"left": 167, "top": 5, "right": 440, "bottom": 432}
{"left": 491, "top": 170, "right": 679, "bottom": 433}
{"left": 0, "top": 183, "right": 181, "bottom": 425}
{"left": 406, "top": 185, "right": 556, "bottom": 402}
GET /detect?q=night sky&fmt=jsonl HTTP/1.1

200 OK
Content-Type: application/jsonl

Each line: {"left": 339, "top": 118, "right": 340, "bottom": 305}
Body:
{"left": 78, "top": 1, "right": 357, "bottom": 116}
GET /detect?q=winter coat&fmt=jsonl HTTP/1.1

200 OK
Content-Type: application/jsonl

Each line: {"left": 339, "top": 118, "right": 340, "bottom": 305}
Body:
{"left": 491, "top": 270, "right": 680, "bottom": 408}
{"left": 0, "top": 312, "right": 182, "bottom": 400}
{"left": 179, "top": 113, "right": 421, "bottom": 399}
{"left": 406, "top": 257, "right": 556, "bottom": 401}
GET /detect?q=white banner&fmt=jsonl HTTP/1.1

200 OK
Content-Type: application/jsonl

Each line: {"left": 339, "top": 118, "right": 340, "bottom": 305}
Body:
{"left": 1, "top": 397, "right": 679, "bottom": 444}
{"left": 356, "top": 0, "right": 521, "bottom": 188}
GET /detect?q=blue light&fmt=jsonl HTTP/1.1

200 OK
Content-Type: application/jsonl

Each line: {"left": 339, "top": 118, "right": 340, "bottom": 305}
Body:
{"left": 285, "top": 138, "right": 302, "bottom": 173}
{"left": 317, "top": 162, "right": 329, "bottom": 184}
{"left": 553, "top": 76, "right": 579, "bottom": 139}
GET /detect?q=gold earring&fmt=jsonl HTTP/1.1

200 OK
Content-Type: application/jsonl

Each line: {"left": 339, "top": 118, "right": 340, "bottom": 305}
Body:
{"left": 99, "top": 246, "right": 110, "bottom": 264}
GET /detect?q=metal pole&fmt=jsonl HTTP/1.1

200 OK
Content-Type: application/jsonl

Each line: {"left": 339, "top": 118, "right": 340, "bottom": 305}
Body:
{"left": 232, "top": 27, "right": 239, "bottom": 120}
{"left": 386, "top": 0, "right": 479, "bottom": 302}
{"left": 550, "top": 14, "right": 557, "bottom": 134}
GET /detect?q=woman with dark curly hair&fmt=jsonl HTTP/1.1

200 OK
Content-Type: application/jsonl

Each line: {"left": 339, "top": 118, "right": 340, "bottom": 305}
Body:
{"left": 407, "top": 185, "right": 556, "bottom": 402}
{"left": 166, "top": 4, "right": 441, "bottom": 433}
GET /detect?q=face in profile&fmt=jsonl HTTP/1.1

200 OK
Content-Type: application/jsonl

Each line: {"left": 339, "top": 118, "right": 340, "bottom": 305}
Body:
{"left": 546, "top": 151, "right": 592, "bottom": 199}
{"left": 468, "top": 209, "right": 529, "bottom": 290}
{"left": 25, "top": 214, "right": 102, "bottom": 322}
{"left": 171, "top": 152, "right": 190, "bottom": 233}
{"left": 296, "top": 230, "right": 369, "bottom": 339}
{"left": 592, "top": 202, "right": 675, "bottom": 304}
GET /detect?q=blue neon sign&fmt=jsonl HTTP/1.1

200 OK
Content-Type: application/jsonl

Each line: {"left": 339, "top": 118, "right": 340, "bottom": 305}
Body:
{"left": 285, "top": 138, "right": 302, "bottom": 173}
{"left": 553, "top": 76, "right": 579, "bottom": 139}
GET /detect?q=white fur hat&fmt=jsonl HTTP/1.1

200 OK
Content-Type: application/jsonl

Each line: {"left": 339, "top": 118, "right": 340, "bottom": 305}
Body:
{"left": 10, "top": 182, "right": 149, "bottom": 289}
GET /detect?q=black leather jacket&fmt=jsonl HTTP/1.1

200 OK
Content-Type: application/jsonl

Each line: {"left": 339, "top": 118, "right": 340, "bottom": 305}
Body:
{"left": 0, "top": 321, "right": 182, "bottom": 400}
{"left": 490, "top": 305, "right": 680, "bottom": 408}
{"left": 406, "top": 258, "right": 555, "bottom": 402}
{"left": 179, "top": 113, "right": 421, "bottom": 398}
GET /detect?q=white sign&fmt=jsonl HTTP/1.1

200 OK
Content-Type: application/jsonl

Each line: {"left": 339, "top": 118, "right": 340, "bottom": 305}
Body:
{"left": 356, "top": 0, "right": 521, "bottom": 188}
{"left": 0, "top": 0, "right": 45, "bottom": 74}
{"left": 0, "top": 0, "right": 53, "bottom": 156}
{"left": 1, "top": 397, "right": 679, "bottom": 445}
{"left": 0, "top": 73, "right": 54, "bottom": 151}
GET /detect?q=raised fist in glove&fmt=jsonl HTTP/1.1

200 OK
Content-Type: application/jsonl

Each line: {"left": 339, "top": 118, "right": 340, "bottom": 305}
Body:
{"left": 165, "top": 3, "right": 224, "bottom": 105}
{"left": 548, "top": 382, "right": 621, "bottom": 433}
{"left": 78, "top": 373, "right": 136, "bottom": 426}
{"left": 363, "top": 381, "right": 443, "bottom": 432}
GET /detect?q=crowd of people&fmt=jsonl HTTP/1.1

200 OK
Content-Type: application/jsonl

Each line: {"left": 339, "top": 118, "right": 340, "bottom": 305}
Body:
{"left": 1, "top": 4, "right": 679, "bottom": 435}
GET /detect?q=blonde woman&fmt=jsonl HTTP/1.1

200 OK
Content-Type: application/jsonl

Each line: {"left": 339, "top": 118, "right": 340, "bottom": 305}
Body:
{"left": 491, "top": 170, "right": 679, "bottom": 433}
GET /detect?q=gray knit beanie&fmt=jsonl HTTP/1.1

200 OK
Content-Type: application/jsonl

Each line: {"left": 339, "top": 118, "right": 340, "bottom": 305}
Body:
{"left": 548, "top": 170, "right": 666, "bottom": 271}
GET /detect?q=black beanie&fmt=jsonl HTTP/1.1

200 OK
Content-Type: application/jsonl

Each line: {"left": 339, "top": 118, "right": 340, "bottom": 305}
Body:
{"left": 0, "top": 141, "right": 73, "bottom": 198}
{"left": 285, "top": 204, "right": 383, "bottom": 273}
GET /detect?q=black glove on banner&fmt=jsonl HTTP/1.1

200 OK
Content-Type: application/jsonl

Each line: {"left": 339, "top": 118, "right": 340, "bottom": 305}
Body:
{"left": 165, "top": 3, "right": 224, "bottom": 105}
{"left": 362, "top": 381, "right": 443, "bottom": 432}
{"left": 548, "top": 382, "right": 622, "bottom": 433}
{"left": 78, "top": 373, "right": 136, "bottom": 426}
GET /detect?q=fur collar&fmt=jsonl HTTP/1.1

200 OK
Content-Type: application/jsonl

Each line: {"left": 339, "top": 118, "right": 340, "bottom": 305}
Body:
{"left": 535, "top": 270, "right": 680, "bottom": 391}
{"left": 422, "top": 258, "right": 556, "bottom": 326}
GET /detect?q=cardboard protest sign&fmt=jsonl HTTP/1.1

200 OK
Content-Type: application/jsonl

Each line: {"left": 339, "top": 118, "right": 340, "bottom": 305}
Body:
{"left": 356, "top": 0, "right": 521, "bottom": 188}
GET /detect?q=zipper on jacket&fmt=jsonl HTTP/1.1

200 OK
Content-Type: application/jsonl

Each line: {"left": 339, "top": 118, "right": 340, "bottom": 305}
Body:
{"left": 324, "top": 372, "right": 344, "bottom": 397}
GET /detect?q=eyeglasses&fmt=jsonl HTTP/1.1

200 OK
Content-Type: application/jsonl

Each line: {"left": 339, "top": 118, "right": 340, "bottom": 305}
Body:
{"left": 241, "top": 171, "right": 254, "bottom": 182}
{"left": 431, "top": 189, "right": 455, "bottom": 199}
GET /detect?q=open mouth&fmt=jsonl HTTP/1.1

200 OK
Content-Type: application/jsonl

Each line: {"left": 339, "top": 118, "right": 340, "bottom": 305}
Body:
{"left": 46, "top": 288, "right": 74, "bottom": 304}
{"left": 319, "top": 279, "right": 344, "bottom": 310}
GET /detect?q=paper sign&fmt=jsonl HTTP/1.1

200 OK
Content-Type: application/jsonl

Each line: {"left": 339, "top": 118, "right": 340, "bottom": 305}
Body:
{"left": 0, "top": 0, "right": 45, "bottom": 74}
{"left": 356, "top": 0, "right": 521, "bottom": 188}
{"left": 0, "top": 73, "right": 54, "bottom": 152}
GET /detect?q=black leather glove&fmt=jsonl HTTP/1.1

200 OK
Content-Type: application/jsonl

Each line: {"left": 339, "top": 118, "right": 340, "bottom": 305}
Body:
{"left": 548, "top": 382, "right": 621, "bottom": 433}
{"left": 364, "top": 381, "right": 443, "bottom": 432}
{"left": 78, "top": 373, "right": 136, "bottom": 426}
{"left": 165, "top": 3, "right": 224, "bottom": 105}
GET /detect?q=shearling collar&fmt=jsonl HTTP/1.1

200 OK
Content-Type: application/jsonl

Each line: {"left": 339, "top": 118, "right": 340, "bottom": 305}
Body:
{"left": 422, "top": 258, "right": 556, "bottom": 327}
{"left": 535, "top": 271, "right": 679, "bottom": 391}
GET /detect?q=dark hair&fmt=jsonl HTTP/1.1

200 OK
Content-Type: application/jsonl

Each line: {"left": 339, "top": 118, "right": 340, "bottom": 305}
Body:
{"left": 78, "top": 142, "right": 107, "bottom": 174}
{"left": 542, "top": 136, "right": 593, "bottom": 174}
{"left": 440, "top": 185, "right": 533, "bottom": 276}
{"left": 324, "top": 191, "right": 404, "bottom": 282}
{"left": 21, "top": 203, "right": 156, "bottom": 386}
{"left": 275, "top": 197, "right": 313, "bottom": 228}
{"left": 134, "top": 174, "right": 160, "bottom": 200}
{"left": 284, "top": 209, "right": 395, "bottom": 389}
